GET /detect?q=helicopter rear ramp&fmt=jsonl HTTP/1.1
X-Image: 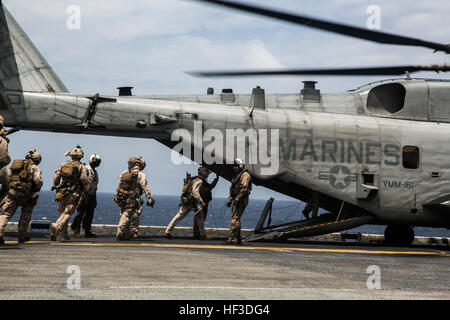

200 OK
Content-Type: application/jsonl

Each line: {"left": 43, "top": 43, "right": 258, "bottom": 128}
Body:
{"left": 245, "top": 199, "right": 376, "bottom": 242}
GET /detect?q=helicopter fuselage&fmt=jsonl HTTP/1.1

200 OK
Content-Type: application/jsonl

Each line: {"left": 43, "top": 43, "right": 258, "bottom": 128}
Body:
{"left": 2, "top": 78, "right": 450, "bottom": 229}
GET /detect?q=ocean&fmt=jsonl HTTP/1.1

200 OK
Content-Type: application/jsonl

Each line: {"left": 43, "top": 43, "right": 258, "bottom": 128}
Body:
{"left": 6, "top": 190, "right": 450, "bottom": 238}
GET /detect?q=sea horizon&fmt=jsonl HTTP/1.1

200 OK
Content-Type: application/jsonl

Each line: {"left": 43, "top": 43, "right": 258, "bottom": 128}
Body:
{"left": 5, "top": 190, "right": 450, "bottom": 238}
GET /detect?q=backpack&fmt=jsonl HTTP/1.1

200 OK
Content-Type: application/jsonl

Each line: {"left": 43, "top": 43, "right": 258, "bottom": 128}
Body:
{"left": 9, "top": 159, "right": 33, "bottom": 192}
{"left": 180, "top": 173, "right": 196, "bottom": 205}
{"left": 114, "top": 169, "right": 139, "bottom": 207}
{"left": 60, "top": 161, "right": 82, "bottom": 185}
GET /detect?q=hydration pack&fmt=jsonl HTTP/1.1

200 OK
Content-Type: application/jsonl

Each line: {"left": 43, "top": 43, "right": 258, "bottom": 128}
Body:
{"left": 9, "top": 159, "right": 33, "bottom": 192}
{"left": 180, "top": 173, "right": 197, "bottom": 205}
{"left": 114, "top": 169, "right": 139, "bottom": 207}
{"left": 60, "top": 161, "right": 82, "bottom": 185}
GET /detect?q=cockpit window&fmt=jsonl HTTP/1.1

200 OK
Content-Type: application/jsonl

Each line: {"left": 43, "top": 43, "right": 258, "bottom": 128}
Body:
{"left": 402, "top": 146, "right": 420, "bottom": 169}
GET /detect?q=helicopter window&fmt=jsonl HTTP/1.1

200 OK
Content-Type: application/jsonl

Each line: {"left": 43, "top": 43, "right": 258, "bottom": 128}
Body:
{"left": 7, "top": 94, "right": 21, "bottom": 104}
{"left": 366, "top": 83, "right": 405, "bottom": 114}
{"left": 402, "top": 146, "right": 420, "bottom": 169}
{"left": 363, "top": 173, "right": 375, "bottom": 185}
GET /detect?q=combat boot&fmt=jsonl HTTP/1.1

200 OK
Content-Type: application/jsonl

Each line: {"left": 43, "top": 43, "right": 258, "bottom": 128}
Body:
{"left": 200, "top": 234, "right": 214, "bottom": 240}
{"left": 18, "top": 236, "right": 31, "bottom": 244}
{"left": 116, "top": 232, "right": 127, "bottom": 241}
{"left": 84, "top": 232, "right": 97, "bottom": 238}
{"left": 50, "top": 224, "right": 58, "bottom": 241}
{"left": 302, "top": 211, "right": 310, "bottom": 220}
{"left": 224, "top": 239, "right": 241, "bottom": 245}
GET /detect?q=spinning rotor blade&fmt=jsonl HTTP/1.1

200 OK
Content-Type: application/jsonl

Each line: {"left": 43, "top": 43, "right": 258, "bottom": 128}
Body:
{"left": 188, "top": 64, "right": 450, "bottom": 77}
{"left": 193, "top": 0, "right": 450, "bottom": 54}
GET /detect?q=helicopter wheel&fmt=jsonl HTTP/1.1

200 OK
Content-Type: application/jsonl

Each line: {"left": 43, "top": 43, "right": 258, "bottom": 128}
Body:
{"left": 384, "top": 224, "right": 415, "bottom": 246}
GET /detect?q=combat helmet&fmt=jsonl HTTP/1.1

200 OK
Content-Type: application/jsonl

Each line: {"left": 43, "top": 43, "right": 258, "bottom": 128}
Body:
{"left": 233, "top": 158, "right": 245, "bottom": 170}
{"left": 89, "top": 153, "right": 101, "bottom": 167}
{"left": 128, "top": 156, "right": 146, "bottom": 170}
{"left": 136, "top": 156, "right": 146, "bottom": 169}
{"left": 65, "top": 145, "right": 84, "bottom": 159}
{"left": 25, "top": 149, "right": 42, "bottom": 165}
{"left": 198, "top": 166, "right": 211, "bottom": 177}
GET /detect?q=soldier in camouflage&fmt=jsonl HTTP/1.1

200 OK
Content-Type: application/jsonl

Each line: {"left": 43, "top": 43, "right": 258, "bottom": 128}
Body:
{"left": 165, "top": 166, "right": 214, "bottom": 240}
{"left": 0, "top": 115, "right": 11, "bottom": 201}
{"left": 0, "top": 150, "right": 43, "bottom": 244}
{"left": 50, "top": 146, "right": 90, "bottom": 242}
{"left": 115, "top": 157, "right": 155, "bottom": 240}
{"left": 225, "top": 158, "right": 252, "bottom": 245}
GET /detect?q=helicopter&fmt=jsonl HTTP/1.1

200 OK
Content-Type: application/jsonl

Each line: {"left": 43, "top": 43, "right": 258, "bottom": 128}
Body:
{"left": 1, "top": 0, "right": 450, "bottom": 245}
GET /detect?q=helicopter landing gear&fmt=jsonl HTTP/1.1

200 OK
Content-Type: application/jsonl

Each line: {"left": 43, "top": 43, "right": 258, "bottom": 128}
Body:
{"left": 384, "top": 224, "right": 415, "bottom": 246}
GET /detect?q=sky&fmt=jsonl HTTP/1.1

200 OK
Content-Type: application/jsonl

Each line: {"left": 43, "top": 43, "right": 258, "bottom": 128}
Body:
{"left": 3, "top": 0, "right": 450, "bottom": 200}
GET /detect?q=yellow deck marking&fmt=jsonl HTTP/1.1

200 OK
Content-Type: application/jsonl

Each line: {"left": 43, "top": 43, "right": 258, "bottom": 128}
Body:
{"left": 49, "top": 241, "right": 450, "bottom": 256}
{"left": 5, "top": 241, "right": 47, "bottom": 244}
{"left": 4, "top": 239, "right": 448, "bottom": 257}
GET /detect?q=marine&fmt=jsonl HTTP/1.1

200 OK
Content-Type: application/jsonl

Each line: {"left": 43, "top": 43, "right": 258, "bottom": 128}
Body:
{"left": 0, "top": 115, "right": 11, "bottom": 201}
{"left": 302, "top": 191, "right": 320, "bottom": 220}
{"left": 165, "top": 166, "right": 214, "bottom": 240}
{"left": 115, "top": 156, "right": 155, "bottom": 240}
{"left": 193, "top": 168, "right": 219, "bottom": 239}
{"left": 0, "top": 150, "right": 43, "bottom": 244}
{"left": 225, "top": 158, "right": 252, "bottom": 245}
{"left": 71, "top": 153, "right": 101, "bottom": 238}
{"left": 50, "top": 146, "right": 90, "bottom": 241}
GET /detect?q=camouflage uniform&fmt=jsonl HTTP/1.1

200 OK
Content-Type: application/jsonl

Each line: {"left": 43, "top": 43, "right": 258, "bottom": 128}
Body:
{"left": 50, "top": 149, "right": 90, "bottom": 241}
{"left": 0, "top": 116, "right": 11, "bottom": 200}
{"left": 166, "top": 167, "right": 214, "bottom": 240}
{"left": 165, "top": 178, "right": 206, "bottom": 237}
{"left": 0, "top": 152, "right": 43, "bottom": 243}
{"left": 115, "top": 160, "right": 153, "bottom": 240}
{"left": 226, "top": 168, "right": 252, "bottom": 244}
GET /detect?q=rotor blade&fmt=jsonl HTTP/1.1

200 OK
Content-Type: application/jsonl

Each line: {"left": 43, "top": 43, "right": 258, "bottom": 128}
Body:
{"left": 188, "top": 64, "right": 450, "bottom": 77}
{"left": 193, "top": 0, "right": 450, "bottom": 54}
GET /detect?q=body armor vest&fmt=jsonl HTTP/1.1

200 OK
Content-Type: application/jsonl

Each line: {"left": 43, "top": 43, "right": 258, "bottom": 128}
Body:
{"left": 230, "top": 170, "right": 252, "bottom": 198}
{"left": 9, "top": 159, "right": 33, "bottom": 192}
{"left": 114, "top": 169, "right": 140, "bottom": 207}
{"left": 60, "top": 161, "right": 83, "bottom": 186}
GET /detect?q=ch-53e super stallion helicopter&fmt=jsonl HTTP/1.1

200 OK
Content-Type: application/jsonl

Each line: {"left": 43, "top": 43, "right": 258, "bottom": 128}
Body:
{"left": 1, "top": 0, "right": 450, "bottom": 246}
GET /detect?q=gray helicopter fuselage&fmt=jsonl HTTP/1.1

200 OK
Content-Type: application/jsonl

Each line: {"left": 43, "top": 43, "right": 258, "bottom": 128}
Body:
{"left": 2, "top": 78, "right": 450, "bottom": 228}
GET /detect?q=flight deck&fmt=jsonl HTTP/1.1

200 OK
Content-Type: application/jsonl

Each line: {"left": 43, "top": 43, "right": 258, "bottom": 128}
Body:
{"left": 1, "top": 225, "right": 449, "bottom": 300}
